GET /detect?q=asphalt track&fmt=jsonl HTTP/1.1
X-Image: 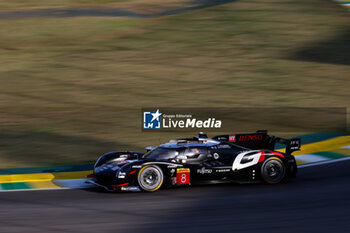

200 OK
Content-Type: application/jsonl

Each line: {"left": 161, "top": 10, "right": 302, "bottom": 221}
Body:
{"left": 0, "top": 159, "right": 349, "bottom": 233}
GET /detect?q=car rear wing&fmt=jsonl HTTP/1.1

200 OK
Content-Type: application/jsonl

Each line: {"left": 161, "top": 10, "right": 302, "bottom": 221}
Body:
{"left": 274, "top": 137, "right": 301, "bottom": 155}
{"left": 212, "top": 130, "right": 301, "bottom": 155}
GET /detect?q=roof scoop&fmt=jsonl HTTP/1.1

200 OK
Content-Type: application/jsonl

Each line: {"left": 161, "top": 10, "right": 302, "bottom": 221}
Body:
{"left": 198, "top": 132, "right": 208, "bottom": 138}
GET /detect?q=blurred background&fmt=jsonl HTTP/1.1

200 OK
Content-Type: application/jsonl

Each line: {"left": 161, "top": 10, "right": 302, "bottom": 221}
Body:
{"left": 0, "top": 0, "right": 349, "bottom": 168}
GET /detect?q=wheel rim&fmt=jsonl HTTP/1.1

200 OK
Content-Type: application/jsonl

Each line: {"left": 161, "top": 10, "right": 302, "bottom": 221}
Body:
{"left": 262, "top": 159, "right": 285, "bottom": 183}
{"left": 139, "top": 166, "right": 163, "bottom": 191}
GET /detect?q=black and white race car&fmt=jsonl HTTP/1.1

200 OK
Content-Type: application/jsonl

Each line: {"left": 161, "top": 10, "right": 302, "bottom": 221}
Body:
{"left": 87, "top": 130, "right": 300, "bottom": 192}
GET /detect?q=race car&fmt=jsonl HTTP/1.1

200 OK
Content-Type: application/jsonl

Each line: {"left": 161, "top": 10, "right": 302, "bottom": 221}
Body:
{"left": 86, "top": 130, "right": 300, "bottom": 192}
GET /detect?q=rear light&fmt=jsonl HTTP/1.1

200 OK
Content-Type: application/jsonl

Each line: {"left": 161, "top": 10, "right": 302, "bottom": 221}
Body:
{"left": 87, "top": 174, "right": 94, "bottom": 178}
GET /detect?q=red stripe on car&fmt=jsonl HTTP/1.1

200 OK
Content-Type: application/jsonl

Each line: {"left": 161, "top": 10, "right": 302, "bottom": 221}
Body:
{"left": 271, "top": 151, "right": 285, "bottom": 158}
{"left": 258, "top": 151, "right": 265, "bottom": 162}
{"left": 128, "top": 170, "right": 137, "bottom": 175}
{"left": 112, "top": 183, "right": 129, "bottom": 187}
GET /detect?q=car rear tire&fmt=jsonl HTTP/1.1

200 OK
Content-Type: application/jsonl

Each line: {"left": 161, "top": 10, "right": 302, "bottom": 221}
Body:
{"left": 138, "top": 165, "right": 164, "bottom": 192}
{"left": 261, "top": 157, "right": 286, "bottom": 184}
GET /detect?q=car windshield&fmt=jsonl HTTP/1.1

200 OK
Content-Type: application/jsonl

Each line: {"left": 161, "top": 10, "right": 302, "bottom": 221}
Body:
{"left": 143, "top": 147, "right": 179, "bottom": 160}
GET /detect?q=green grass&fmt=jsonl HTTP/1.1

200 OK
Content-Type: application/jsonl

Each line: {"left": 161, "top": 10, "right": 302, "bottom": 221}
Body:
{"left": 0, "top": 0, "right": 121, "bottom": 9}
{"left": 0, "top": 0, "right": 188, "bottom": 10}
{"left": 0, "top": 0, "right": 349, "bottom": 168}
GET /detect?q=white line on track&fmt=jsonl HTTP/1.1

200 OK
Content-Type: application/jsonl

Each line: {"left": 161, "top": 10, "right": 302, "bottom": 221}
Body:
{"left": 298, "top": 156, "right": 350, "bottom": 168}
{"left": 295, "top": 154, "right": 329, "bottom": 163}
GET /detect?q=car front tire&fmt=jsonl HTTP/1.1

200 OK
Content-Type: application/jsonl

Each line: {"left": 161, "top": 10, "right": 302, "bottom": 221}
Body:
{"left": 137, "top": 165, "right": 164, "bottom": 192}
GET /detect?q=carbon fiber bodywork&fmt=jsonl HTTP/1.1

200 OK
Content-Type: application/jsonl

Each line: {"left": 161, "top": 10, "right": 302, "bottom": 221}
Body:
{"left": 88, "top": 131, "right": 299, "bottom": 191}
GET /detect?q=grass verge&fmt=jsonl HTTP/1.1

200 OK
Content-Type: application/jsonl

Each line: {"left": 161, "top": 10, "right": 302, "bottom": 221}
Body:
{"left": 0, "top": 0, "right": 349, "bottom": 167}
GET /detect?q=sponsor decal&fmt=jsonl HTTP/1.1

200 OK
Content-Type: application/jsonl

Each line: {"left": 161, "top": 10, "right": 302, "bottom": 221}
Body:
{"left": 117, "top": 172, "right": 126, "bottom": 179}
{"left": 121, "top": 186, "right": 140, "bottom": 191}
{"left": 215, "top": 169, "right": 231, "bottom": 173}
{"left": 238, "top": 134, "right": 263, "bottom": 141}
{"left": 177, "top": 168, "right": 190, "bottom": 173}
{"left": 213, "top": 153, "right": 220, "bottom": 160}
{"left": 232, "top": 150, "right": 263, "bottom": 171}
{"left": 216, "top": 136, "right": 228, "bottom": 141}
{"left": 288, "top": 139, "right": 300, "bottom": 151}
{"left": 229, "top": 135, "right": 236, "bottom": 142}
{"left": 197, "top": 167, "right": 212, "bottom": 174}
{"left": 176, "top": 168, "right": 190, "bottom": 184}
{"left": 132, "top": 165, "right": 142, "bottom": 168}
{"left": 217, "top": 144, "right": 230, "bottom": 149}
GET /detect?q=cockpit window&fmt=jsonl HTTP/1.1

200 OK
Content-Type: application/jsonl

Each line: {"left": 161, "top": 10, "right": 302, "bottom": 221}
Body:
{"left": 143, "top": 147, "right": 179, "bottom": 160}
{"left": 184, "top": 147, "right": 207, "bottom": 158}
